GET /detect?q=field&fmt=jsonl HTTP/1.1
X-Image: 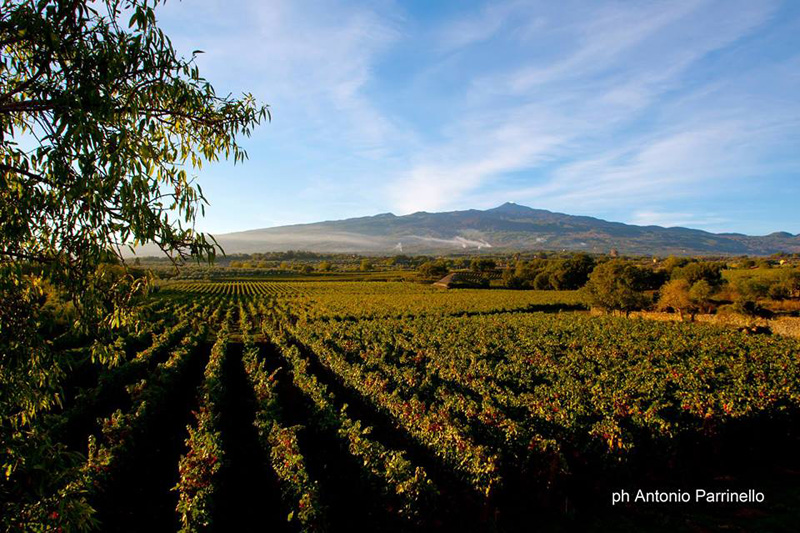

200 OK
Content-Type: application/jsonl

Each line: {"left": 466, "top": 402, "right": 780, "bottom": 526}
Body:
{"left": 21, "top": 281, "right": 800, "bottom": 532}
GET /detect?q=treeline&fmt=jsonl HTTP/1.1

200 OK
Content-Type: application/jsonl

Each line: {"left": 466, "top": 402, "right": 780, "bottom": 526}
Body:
{"left": 579, "top": 257, "right": 800, "bottom": 321}
{"left": 415, "top": 253, "right": 800, "bottom": 321}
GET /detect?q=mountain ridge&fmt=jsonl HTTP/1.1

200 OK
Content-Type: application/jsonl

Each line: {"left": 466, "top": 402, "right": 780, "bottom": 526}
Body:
{"left": 134, "top": 203, "right": 800, "bottom": 256}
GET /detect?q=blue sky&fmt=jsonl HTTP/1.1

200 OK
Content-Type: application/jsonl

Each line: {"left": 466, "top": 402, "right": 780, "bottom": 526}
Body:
{"left": 156, "top": 0, "right": 800, "bottom": 236}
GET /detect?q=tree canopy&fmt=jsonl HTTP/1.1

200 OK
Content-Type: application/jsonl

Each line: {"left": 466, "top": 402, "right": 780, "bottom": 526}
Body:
{"left": 418, "top": 260, "right": 448, "bottom": 280}
{"left": 1, "top": 1, "right": 268, "bottom": 527}
{"left": 583, "top": 259, "right": 650, "bottom": 316}
{"left": 2, "top": 0, "right": 267, "bottom": 269}
{"left": 1, "top": 0, "right": 268, "bottom": 357}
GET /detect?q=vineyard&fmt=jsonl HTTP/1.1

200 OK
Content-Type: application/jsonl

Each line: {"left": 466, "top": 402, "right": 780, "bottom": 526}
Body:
{"left": 9, "top": 281, "right": 800, "bottom": 531}
{"left": 163, "top": 280, "right": 307, "bottom": 296}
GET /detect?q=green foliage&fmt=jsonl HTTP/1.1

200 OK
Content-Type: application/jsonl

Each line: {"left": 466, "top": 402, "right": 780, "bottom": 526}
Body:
{"left": 359, "top": 259, "right": 374, "bottom": 272}
{"left": 532, "top": 271, "right": 551, "bottom": 290}
{"left": 583, "top": 260, "right": 649, "bottom": 315}
{"left": 688, "top": 279, "right": 714, "bottom": 313}
{"left": 781, "top": 268, "right": 800, "bottom": 298}
{"left": 389, "top": 254, "right": 411, "bottom": 266}
{"left": 503, "top": 254, "right": 596, "bottom": 290}
{"left": 733, "top": 277, "right": 770, "bottom": 301}
{"left": 5, "top": 278, "right": 800, "bottom": 530}
{"left": 175, "top": 406, "right": 223, "bottom": 532}
{"left": 658, "top": 278, "right": 716, "bottom": 320}
{"left": 417, "top": 261, "right": 448, "bottom": 280}
{"left": 739, "top": 258, "right": 757, "bottom": 269}
{"left": 671, "top": 262, "right": 724, "bottom": 288}
{"left": 1, "top": 1, "right": 265, "bottom": 529}
{"left": 658, "top": 279, "right": 693, "bottom": 319}
{"left": 729, "top": 277, "right": 774, "bottom": 321}
{"left": 175, "top": 320, "right": 228, "bottom": 532}
{"left": 636, "top": 266, "right": 669, "bottom": 290}
{"left": 501, "top": 269, "right": 527, "bottom": 289}
{"left": 548, "top": 253, "right": 595, "bottom": 290}
{"left": 266, "top": 325, "right": 434, "bottom": 524}
{"left": 1, "top": 0, "right": 267, "bottom": 294}
{"left": 1, "top": 0, "right": 267, "bottom": 326}
{"left": 0, "top": 267, "right": 60, "bottom": 426}
{"left": 662, "top": 255, "right": 690, "bottom": 275}
{"left": 768, "top": 283, "right": 790, "bottom": 301}
{"left": 469, "top": 258, "right": 496, "bottom": 273}
{"left": 290, "top": 301, "right": 800, "bottom": 498}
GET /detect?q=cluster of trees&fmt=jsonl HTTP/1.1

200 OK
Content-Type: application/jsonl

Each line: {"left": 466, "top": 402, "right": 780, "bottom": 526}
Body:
{"left": 415, "top": 251, "right": 799, "bottom": 320}
{"left": 655, "top": 259, "right": 724, "bottom": 320}
{"left": 727, "top": 269, "right": 800, "bottom": 318}
{"left": 584, "top": 256, "right": 800, "bottom": 320}
{"left": 501, "top": 253, "right": 597, "bottom": 290}
{"left": 417, "top": 261, "right": 449, "bottom": 280}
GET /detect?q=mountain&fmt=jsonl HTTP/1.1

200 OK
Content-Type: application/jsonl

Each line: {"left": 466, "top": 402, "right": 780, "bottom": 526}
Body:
{"left": 135, "top": 203, "right": 800, "bottom": 256}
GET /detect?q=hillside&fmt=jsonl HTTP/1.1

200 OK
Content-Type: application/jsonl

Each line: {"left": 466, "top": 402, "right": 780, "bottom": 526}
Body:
{"left": 136, "top": 203, "right": 800, "bottom": 256}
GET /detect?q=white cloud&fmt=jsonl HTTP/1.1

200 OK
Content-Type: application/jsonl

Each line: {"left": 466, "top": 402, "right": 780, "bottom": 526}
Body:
{"left": 437, "top": 0, "right": 533, "bottom": 51}
{"left": 150, "top": 0, "right": 799, "bottom": 235}
{"left": 505, "top": 0, "right": 705, "bottom": 93}
{"left": 388, "top": 104, "right": 572, "bottom": 213}
{"left": 158, "top": 0, "right": 405, "bottom": 156}
{"left": 388, "top": 0, "right": 789, "bottom": 216}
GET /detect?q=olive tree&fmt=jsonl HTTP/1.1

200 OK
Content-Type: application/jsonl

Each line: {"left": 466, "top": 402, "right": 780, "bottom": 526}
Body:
{"left": 1, "top": 1, "right": 267, "bottom": 528}
{"left": 583, "top": 259, "right": 649, "bottom": 316}
{"left": 657, "top": 278, "right": 715, "bottom": 321}
{"left": 658, "top": 278, "right": 694, "bottom": 320}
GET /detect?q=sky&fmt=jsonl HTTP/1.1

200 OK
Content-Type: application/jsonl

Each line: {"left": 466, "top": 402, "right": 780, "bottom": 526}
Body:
{"left": 155, "top": 0, "right": 800, "bottom": 236}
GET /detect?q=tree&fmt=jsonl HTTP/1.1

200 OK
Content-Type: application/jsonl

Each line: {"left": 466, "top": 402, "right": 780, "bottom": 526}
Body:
{"left": 502, "top": 268, "right": 528, "bottom": 289}
{"left": 360, "top": 258, "right": 374, "bottom": 271}
{"left": 418, "top": 261, "right": 447, "bottom": 279}
{"left": 2, "top": 0, "right": 268, "bottom": 335}
{"left": 671, "top": 262, "right": 724, "bottom": 288}
{"left": 733, "top": 277, "right": 770, "bottom": 301}
{"left": 532, "top": 271, "right": 552, "bottom": 290}
{"left": 768, "top": 283, "right": 790, "bottom": 301}
{"left": 688, "top": 279, "right": 715, "bottom": 314}
{"left": 658, "top": 279, "right": 715, "bottom": 321}
{"left": 731, "top": 277, "right": 771, "bottom": 322}
{"left": 452, "top": 258, "right": 469, "bottom": 269}
{"left": 1, "top": 1, "right": 267, "bottom": 528}
{"left": 470, "top": 257, "right": 496, "bottom": 273}
{"left": 781, "top": 268, "right": 800, "bottom": 298}
{"left": 583, "top": 260, "right": 649, "bottom": 316}
{"left": 318, "top": 260, "right": 333, "bottom": 272}
{"left": 658, "top": 279, "right": 693, "bottom": 320}
{"left": 385, "top": 254, "right": 410, "bottom": 267}
{"left": 548, "top": 253, "right": 595, "bottom": 290}
{"left": 662, "top": 255, "right": 690, "bottom": 276}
